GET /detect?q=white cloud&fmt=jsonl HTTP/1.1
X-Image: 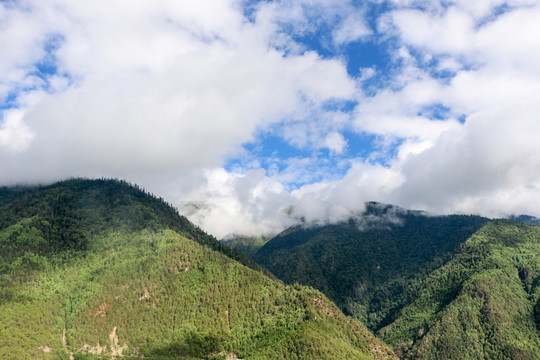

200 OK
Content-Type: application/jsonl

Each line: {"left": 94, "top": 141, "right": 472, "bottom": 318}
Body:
{"left": 0, "top": 0, "right": 356, "bottom": 186}
{"left": 388, "top": 8, "right": 475, "bottom": 54}
{"left": 199, "top": 0, "right": 540, "bottom": 235}
{"left": 394, "top": 101, "right": 540, "bottom": 215}
{"left": 179, "top": 168, "right": 296, "bottom": 237}
{"left": 387, "top": 1, "right": 540, "bottom": 69}
{"left": 353, "top": 76, "right": 462, "bottom": 142}
{"left": 176, "top": 159, "right": 403, "bottom": 238}
{"left": 324, "top": 132, "right": 347, "bottom": 154}
{"left": 291, "top": 161, "right": 403, "bottom": 224}
{"left": 449, "top": 0, "right": 537, "bottom": 19}
{"left": 0, "top": 4, "right": 47, "bottom": 99}
{"left": 0, "top": 109, "right": 34, "bottom": 152}
{"left": 356, "top": 0, "right": 540, "bottom": 219}
{"left": 2, "top": 0, "right": 540, "bottom": 238}
{"left": 332, "top": 12, "right": 372, "bottom": 45}
{"left": 253, "top": 0, "right": 372, "bottom": 48}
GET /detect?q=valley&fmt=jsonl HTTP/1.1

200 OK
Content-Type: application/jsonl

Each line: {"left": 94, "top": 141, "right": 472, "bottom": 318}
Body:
{"left": 1, "top": 179, "right": 539, "bottom": 359}
{"left": 0, "top": 179, "right": 395, "bottom": 360}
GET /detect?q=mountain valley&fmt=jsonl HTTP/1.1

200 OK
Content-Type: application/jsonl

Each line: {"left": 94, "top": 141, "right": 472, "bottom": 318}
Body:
{"left": 2, "top": 179, "right": 539, "bottom": 359}
{"left": 0, "top": 179, "right": 395, "bottom": 360}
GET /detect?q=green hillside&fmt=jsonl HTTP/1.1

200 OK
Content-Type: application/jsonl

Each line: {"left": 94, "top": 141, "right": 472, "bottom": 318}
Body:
{"left": 222, "top": 236, "right": 270, "bottom": 258}
{"left": 252, "top": 203, "right": 488, "bottom": 330}
{"left": 0, "top": 179, "right": 396, "bottom": 360}
{"left": 379, "top": 220, "right": 540, "bottom": 359}
{"left": 0, "top": 178, "right": 269, "bottom": 277}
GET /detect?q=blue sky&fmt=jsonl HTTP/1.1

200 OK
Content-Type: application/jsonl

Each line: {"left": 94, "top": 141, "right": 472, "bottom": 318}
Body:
{"left": 1, "top": 0, "right": 540, "bottom": 237}
{"left": 225, "top": 0, "right": 398, "bottom": 190}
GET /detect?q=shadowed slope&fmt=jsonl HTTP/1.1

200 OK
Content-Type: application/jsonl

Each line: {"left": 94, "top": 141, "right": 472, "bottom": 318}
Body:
{"left": 253, "top": 204, "right": 488, "bottom": 330}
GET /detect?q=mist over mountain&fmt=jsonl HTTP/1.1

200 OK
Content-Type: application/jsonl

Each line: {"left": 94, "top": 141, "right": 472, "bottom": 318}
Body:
{"left": 0, "top": 179, "right": 395, "bottom": 359}
{"left": 233, "top": 204, "right": 540, "bottom": 359}
{"left": 3, "top": 1, "right": 540, "bottom": 239}
{"left": 509, "top": 214, "right": 540, "bottom": 226}
{"left": 251, "top": 204, "right": 489, "bottom": 331}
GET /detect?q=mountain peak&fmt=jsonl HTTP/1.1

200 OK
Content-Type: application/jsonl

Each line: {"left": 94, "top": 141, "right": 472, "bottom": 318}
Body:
{"left": 0, "top": 178, "right": 396, "bottom": 359}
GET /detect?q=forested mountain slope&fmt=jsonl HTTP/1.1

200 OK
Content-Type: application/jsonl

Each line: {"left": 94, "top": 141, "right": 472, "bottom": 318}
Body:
{"left": 253, "top": 203, "right": 488, "bottom": 330}
{"left": 380, "top": 220, "right": 540, "bottom": 359}
{"left": 0, "top": 179, "right": 396, "bottom": 360}
{"left": 0, "top": 178, "right": 268, "bottom": 277}
{"left": 222, "top": 236, "right": 270, "bottom": 258}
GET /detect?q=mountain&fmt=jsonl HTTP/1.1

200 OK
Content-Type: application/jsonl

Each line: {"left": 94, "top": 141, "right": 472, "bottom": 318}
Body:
{"left": 379, "top": 220, "right": 540, "bottom": 359}
{"left": 0, "top": 178, "right": 269, "bottom": 277}
{"left": 252, "top": 203, "right": 489, "bottom": 331}
{"left": 222, "top": 236, "right": 270, "bottom": 258}
{"left": 0, "top": 179, "right": 396, "bottom": 359}
{"left": 509, "top": 214, "right": 540, "bottom": 226}
{"left": 247, "top": 203, "right": 540, "bottom": 359}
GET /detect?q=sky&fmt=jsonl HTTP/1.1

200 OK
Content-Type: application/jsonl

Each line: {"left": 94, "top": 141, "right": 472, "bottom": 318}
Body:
{"left": 1, "top": 0, "right": 540, "bottom": 238}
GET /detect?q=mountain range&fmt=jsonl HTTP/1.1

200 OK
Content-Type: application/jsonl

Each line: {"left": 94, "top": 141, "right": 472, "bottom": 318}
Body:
{"left": 235, "top": 202, "right": 540, "bottom": 359}
{"left": 0, "top": 179, "right": 394, "bottom": 359}
{"left": 2, "top": 179, "right": 539, "bottom": 359}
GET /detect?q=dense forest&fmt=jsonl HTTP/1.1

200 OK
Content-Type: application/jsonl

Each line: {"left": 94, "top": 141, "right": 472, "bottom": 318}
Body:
{"left": 0, "top": 179, "right": 395, "bottom": 359}
{"left": 222, "top": 236, "right": 270, "bottom": 258}
{"left": 3, "top": 179, "right": 539, "bottom": 359}
{"left": 380, "top": 220, "right": 540, "bottom": 359}
{"left": 252, "top": 203, "right": 488, "bottom": 330}
{"left": 241, "top": 203, "right": 540, "bottom": 359}
{"left": 0, "top": 178, "right": 269, "bottom": 278}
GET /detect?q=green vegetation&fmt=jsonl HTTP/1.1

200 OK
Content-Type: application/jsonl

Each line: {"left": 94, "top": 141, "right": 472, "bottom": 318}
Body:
{"left": 0, "top": 178, "right": 270, "bottom": 278}
{"left": 379, "top": 220, "right": 540, "bottom": 359}
{"left": 253, "top": 203, "right": 488, "bottom": 331}
{"left": 509, "top": 214, "right": 540, "bottom": 226}
{"left": 223, "top": 236, "right": 270, "bottom": 258}
{"left": 5, "top": 179, "right": 536, "bottom": 359}
{"left": 0, "top": 179, "right": 395, "bottom": 359}
{"left": 252, "top": 204, "right": 540, "bottom": 359}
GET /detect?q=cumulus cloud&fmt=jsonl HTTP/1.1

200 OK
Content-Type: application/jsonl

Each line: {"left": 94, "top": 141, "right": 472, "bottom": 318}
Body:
{"left": 324, "top": 132, "right": 347, "bottom": 154}
{"left": 0, "top": 109, "right": 34, "bottom": 152}
{"left": 189, "top": 0, "right": 540, "bottom": 237}
{"left": 2, "top": 0, "right": 540, "bottom": 238}
{"left": 332, "top": 11, "right": 372, "bottom": 45}
{"left": 395, "top": 101, "right": 540, "bottom": 215}
{"left": 0, "top": 0, "right": 355, "bottom": 186}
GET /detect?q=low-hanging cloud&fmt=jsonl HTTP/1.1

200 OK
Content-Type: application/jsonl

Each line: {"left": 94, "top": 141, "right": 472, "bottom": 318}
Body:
{"left": 175, "top": 1, "right": 540, "bottom": 238}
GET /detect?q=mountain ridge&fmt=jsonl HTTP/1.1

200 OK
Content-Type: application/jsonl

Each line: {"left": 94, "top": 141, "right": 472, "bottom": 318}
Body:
{"left": 379, "top": 220, "right": 540, "bottom": 358}
{"left": 0, "top": 178, "right": 396, "bottom": 359}
{"left": 240, "top": 205, "right": 540, "bottom": 359}
{"left": 252, "top": 206, "right": 489, "bottom": 330}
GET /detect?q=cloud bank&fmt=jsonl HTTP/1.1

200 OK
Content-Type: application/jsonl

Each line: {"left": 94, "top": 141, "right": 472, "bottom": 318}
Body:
{"left": 1, "top": 0, "right": 540, "bottom": 238}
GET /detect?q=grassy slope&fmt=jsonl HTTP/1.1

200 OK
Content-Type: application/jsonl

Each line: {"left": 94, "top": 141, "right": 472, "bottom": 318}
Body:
{"left": 253, "top": 207, "right": 487, "bottom": 330}
{"left": 0, "top": 179, "right": 396, "bottom": 360}
{"left": 378, "top": 220, "right": 540, "bottom": 359}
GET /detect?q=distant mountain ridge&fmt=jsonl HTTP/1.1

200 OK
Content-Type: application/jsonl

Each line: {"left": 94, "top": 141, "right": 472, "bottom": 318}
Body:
{"left": 242, "top": 203, "right": 540, "bottom": 359}
{"left": 222, "top": 235, "right": 270, "bottom": 257}
{"left": 253, "top": 203, "right": 489, "bottom": 330}
{"left": 0, "top": 179, "right": 395, "bottom": 359}
{"left": 509, "top": 214, "right": 540, "bottom": 226}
